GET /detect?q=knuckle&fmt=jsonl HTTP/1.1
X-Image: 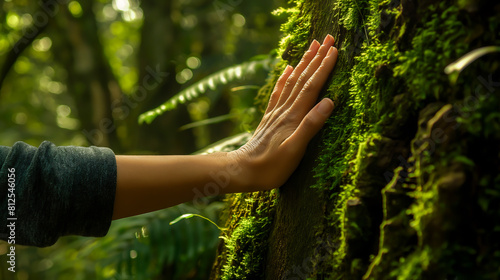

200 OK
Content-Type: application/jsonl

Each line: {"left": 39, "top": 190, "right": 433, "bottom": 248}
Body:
{"left": 269, "top": 89, "right": 280, "bottom": 102}
{"left": 284, "top": 76, "right": 296, "bottom": 90}
{"left": 281, "top": 108, "right": 300, "bottom": 124}
{"left": 302, "top": 79, "right": 317, "bottom": 93}
{"left": 297, "top": 73, "right": 309, "bottom": 86}
{"left": 302, "top": 115, "right": 317, "bottom": 127}
{"left": 302, "top": 49, "right": 315, "bottom": 60}
{"left": 277, "top": 72, "right": 288, "bottom": 84}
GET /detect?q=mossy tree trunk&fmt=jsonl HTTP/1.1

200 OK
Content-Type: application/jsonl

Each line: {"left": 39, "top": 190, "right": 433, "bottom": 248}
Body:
{"left": 211, "top": 0, "right": 500, "bottom": 279}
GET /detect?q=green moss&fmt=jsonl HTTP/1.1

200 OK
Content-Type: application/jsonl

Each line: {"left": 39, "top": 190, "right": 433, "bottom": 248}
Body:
{"left": 213, "top": 0, "right": 500, "bottom": 278}
{"left": 215, "top": 190, "right": 277, "bottom": 280}
{"left": 274, "top": 0, "right": 311, "bottom": 64}
{"left": 221, "top": 216, "right": 269, "bottom": 279}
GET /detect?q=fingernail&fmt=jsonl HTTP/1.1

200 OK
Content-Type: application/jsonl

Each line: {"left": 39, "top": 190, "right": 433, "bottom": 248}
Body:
{"left": 323, "top": 34, "right": 333, "bottom": 45}
{"left": 316, "top": 99, "right": 334, "bottom": 115}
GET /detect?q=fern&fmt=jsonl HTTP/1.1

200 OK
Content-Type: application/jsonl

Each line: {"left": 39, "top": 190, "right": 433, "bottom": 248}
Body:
{"left": 90, "top": 203, "right": 225, "bottom": 280}
{"left": 179, "top": 113, "right": 235, "bottom": 131}
{"left": 138, "top": 56, "right": 278, "bottom": 124}
{"left": 179, "top": 107, "right": 257, "bottom": 131}
{"left": 194, "top": 132, "right": 253, "bottom": 155}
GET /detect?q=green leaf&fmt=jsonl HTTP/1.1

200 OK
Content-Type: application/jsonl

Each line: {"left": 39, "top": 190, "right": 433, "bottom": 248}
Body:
{"left": 170, "top": 213, "right": 226, "bottom": 231}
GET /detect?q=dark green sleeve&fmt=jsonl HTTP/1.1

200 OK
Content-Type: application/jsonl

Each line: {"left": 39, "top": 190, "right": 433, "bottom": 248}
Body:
{"left": 0, "top": 141, "right": 117, "bottom": 247}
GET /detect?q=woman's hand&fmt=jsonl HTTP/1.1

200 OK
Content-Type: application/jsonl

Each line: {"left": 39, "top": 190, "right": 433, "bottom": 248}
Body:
{"left": 231, "top": 34, "right": 338, "bottom": 191}
{"left": 113, "top": 35, "right": 337, "bottom": 219}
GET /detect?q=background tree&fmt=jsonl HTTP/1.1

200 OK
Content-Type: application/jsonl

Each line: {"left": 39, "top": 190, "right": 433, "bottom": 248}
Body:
{"left": 211, "top": 0, "right": 500, "bottom": 279}
{"left": 0, "top": 0, "right": 286, "bottom": 279}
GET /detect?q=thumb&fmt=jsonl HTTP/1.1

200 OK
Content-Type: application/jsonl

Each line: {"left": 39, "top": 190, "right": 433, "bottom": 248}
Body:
{"left": 286, "top": 98, "right": 334, "bottom": 149}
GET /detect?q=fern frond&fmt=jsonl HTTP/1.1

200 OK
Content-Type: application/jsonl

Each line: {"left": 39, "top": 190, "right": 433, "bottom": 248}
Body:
{"left": 179, "top": 107, "right": 256, "bottom": 131}
{"left": 194, "top": 132, "right": 253, "bottom": 155}
{"left": 138, "top": 57, "right": 278, "bottom": 124}
{"left": 179, "top": 113, "right": 235, "bottom": 131}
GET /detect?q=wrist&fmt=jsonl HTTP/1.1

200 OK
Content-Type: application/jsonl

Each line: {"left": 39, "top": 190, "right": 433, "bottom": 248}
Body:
{"left": 220, "top": 151, "right": 253, "bottom": 194}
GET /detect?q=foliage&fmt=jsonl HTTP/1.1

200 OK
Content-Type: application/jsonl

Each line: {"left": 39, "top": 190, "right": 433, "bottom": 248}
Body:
{"left": 6, "top": 203, "right": 224, "bottom": 280}
{"left": 0, "top": 0, "right": 287, "bottom": 279}
{"left": 101, "top": 203, "right": 224, "bottom": 280}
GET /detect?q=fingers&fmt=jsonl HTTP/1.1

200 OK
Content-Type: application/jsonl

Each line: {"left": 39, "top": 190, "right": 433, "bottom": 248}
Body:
{"left": 283, "top": 98, "right": 335, "bottom": 152}
{"left": 265, "top": 65, "right": 294, "bottom": 115}
{"left": 284, "top": 35, "right": 335, "bottom": 108}
{"left": 292, "top": 45, "right": 338, "bottom": 116}
{"left": 275, "top": 39, "right": 321, "bottom": 108}
{"left": 257, "top": 34, "right": 338, "bottom": 143}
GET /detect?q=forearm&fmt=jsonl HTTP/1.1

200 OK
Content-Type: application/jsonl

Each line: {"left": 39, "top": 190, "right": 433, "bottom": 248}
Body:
{"left": 112, "top": 152, "right": 246, "bottom": 220}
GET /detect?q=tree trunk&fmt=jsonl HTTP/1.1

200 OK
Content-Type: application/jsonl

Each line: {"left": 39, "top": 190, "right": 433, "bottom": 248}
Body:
{"left": 211, "top": 0, "right": 500, "bottom": 279}
{"left": 52, "top": 1, "right": 123, "bottom": 150}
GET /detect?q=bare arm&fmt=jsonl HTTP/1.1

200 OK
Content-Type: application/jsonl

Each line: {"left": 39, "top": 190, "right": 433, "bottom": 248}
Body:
{"left": 113, "top": 153, "right": 245, "bottom": 219}
{"left": 112, "top": 34, "right": 338, "bottom": 220}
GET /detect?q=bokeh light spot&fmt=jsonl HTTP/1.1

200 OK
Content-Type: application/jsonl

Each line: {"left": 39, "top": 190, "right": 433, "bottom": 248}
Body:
{"left": 122, "top": 9, "right": 141, "bottom": 22}
{"left": 118, "top": 44, "right": 134, "bottom": 58}
{"left": 110, "top": 21, "right": 125, "bottom": 36}
{"left": 68, "top": 1, "right": 83, "bottom": 18}
{"left": 21, "top": 14, "right": 33, "bottom": 27}
{"left": 57, "top": 105, "right": 71, "bottom": 117}
{"left": 43, "top": 66, "right": 55, "bottom": 77}
{"left": 113, "top": 0, "right": 130, "bottom": 12}
{"left": 48, "top": 81, "right": 64, "bottom": 94}
{"left": 186, "top": 56, "right": 201, "bottom": 69}
{"left": 0, "top": 38, "right": 9, "bottom": 53}
{"left": 232, "top": 13, "right": 246, "bottom": 27}
{"left": 102, "top": 4, "right": 118, "bottom": 21}
{"left": 130, "top": 250, "right": 138, "bottom": 259}
{"left": 176, "top": 68, "right": 193, "bottom": 84}
{"left": 14, "top": 57, "right": 31, "bottom": 74}
{"left": 33, "top": 37, "right": 52, "bottom": 52}
{"left": 6, "top": 12, "right": 20, "bottom": 29}
{"left": 181, "top": 15, "right": 198, "bottom": 29}
{"left": 14, "top": 112, "right": 27, "bottom": 125}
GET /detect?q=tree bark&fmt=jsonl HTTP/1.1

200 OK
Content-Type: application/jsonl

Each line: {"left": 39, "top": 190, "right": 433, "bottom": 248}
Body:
{"left": 211, "top": 0, "right": 500, "bottom": 279}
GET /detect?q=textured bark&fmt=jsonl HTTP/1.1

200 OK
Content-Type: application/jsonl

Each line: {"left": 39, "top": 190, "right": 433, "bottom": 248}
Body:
{"left": 212, "top": 0, "right": 500, "bottom": 279}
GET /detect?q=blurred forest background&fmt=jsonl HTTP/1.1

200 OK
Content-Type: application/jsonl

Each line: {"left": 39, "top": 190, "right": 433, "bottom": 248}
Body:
{"left": 0, "top": 0, "right": 287, "bottom": 279}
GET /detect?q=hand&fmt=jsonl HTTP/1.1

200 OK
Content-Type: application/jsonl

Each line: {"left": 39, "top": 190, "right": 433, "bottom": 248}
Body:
{"left": 113, "top": 35, "right": 337, "bottom": 219}
{"left": 231, "top": 34, "right": 338, "bottom": 191}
